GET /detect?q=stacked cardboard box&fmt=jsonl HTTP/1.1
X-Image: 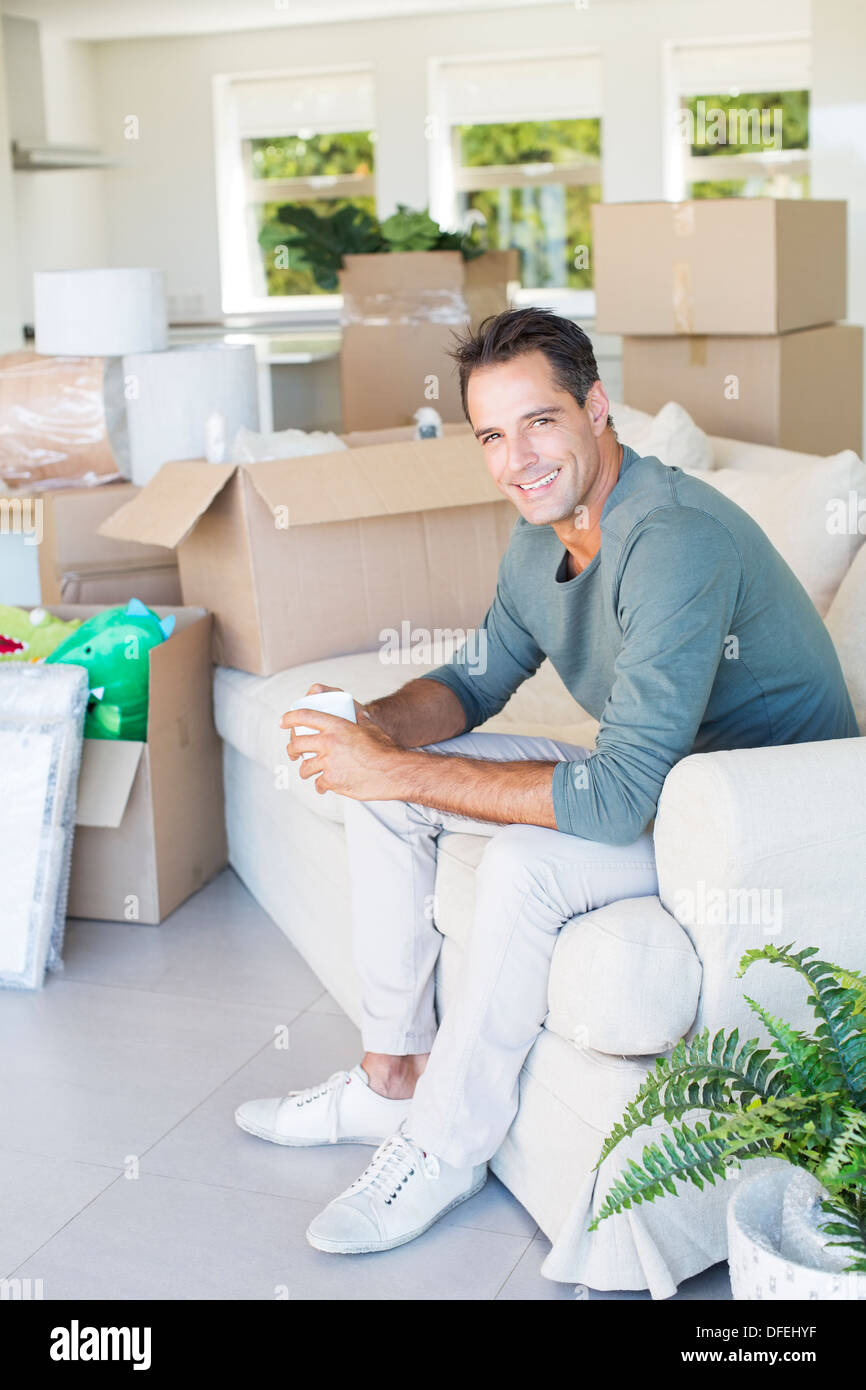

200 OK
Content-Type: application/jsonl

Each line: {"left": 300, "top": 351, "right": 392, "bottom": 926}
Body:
{"left": 339, "top": 250, "right": 519, "bottom": 432}
{"left": 592, "top": 199, "right": 863, "bottom": 457}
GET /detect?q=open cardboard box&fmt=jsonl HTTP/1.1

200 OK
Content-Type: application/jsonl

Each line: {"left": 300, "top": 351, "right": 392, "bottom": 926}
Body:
{"left": 57, "top": 604, "right": 227, "bottom": 923}
{"left": 98, "top": 429, "right": 516, "bottom": 677}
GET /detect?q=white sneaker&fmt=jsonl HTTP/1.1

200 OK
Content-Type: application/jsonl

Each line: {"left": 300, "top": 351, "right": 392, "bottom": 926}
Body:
{"left": 234, "top": 1065, "right": 411, "bottom": 1147}
{"left": 306, "top": 1122, "right": 488, "bottom": 1253}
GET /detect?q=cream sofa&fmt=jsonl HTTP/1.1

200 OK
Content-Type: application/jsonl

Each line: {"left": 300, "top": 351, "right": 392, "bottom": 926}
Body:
{"left": 213, "top": 427, "right": 866, "bottom": 1298}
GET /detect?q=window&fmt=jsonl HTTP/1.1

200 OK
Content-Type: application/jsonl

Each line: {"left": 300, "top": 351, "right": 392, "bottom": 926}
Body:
{"left": 430, "top": 52, "right": 602, "bottom": 307}
{"left": 250, "top": 131, "right": 375, "bottom": 297}
{"left": 454, "top": 119, "right": 601, "bottom": 290}
{"left": 214, "top": 66, "right": 375, "bottom": 315}
{"left": 671, "top": 39, "right": 810, "bottom": 200}
{"left": 682, "top": 91, "right": 809, "bottom": 200}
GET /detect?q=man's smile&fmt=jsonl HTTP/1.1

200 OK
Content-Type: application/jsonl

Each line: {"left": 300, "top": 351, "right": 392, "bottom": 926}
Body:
{"left": 516, "top": 467, "right": 561, "bottom": 494}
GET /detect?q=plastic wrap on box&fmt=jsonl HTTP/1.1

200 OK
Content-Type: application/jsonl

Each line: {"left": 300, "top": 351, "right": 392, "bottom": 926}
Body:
{"left": 0, "top": 351, "right": 122, "bottom": 491}
{"left": 0, "top": 663, "right": 89, "bottom": 989}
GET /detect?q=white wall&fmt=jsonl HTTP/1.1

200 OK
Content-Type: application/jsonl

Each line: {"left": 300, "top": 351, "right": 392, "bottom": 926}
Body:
{"left": 10, "top": 34, "right": 108, "bottom": 325}
{"left": 83, "top": 0, "right": 808, "bottom": 321}
{"left": 0, "top": 23, "right": 22, "bottom": 347}
{"left": 811, "top": 0, "right": 866, "bottom": 452}
{"left": 14, "top": 170, "right": 109, "bottom": 326}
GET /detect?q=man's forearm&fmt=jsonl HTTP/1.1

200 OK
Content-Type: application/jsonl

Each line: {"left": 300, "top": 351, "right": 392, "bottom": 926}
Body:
{"left": 394, "top": 748, "right": 558, "bottom": 829}
{"left": 365, "top": 677, "right": 468, "bottom": 749}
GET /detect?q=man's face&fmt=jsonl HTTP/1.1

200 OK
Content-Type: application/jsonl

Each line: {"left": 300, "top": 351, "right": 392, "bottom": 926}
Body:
{"left": 466, "top": 349, "right": 607, "bottom": 526}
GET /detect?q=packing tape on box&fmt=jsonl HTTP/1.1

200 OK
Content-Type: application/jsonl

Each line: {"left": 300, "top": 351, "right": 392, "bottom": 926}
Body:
{"left": 672, "top": 260, "right": 695, "bottom": 334}
{"left": 671, "top": 203, "right": 696, "bottom": 333}
{"left": 672, "top": 202, "right": 696, "bottom": 238}
{"left": 341, "top": 288, "right": 469, "bottom": 327}
{"left": 688, "top": 336, "right": 708, "bottom": 367}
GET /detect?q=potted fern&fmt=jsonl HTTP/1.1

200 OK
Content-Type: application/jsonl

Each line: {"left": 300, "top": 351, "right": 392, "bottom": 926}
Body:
{"left": 590, "top": 944, "right": 866, "bottom": 1299}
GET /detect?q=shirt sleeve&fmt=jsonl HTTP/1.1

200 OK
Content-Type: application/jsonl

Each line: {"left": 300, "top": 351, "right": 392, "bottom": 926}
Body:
{"left": 422, "top": 565, "right": 546, "bottom": 733}
{"left": 552, "top": 507, "right": 743, "bottom": 844}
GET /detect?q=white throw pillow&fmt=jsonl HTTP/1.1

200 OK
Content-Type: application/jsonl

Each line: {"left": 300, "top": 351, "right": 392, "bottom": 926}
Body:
{"left": 612, "top": 399, "right": 713, "bottom": 472}
{"left": 825, "top": 539, "right": 866, "bottom": 732}
{"left": 687, "top": 451, "right": 866, "bottom": 616}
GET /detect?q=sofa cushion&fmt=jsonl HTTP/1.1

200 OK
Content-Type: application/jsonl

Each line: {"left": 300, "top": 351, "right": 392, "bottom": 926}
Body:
{"left": 611, "top": 399, "right": 713, "bottom": 471}
{"left": 545, "top": 896, "right": 702, "bottom": 1056}
{"left": 434, "top": 831, "right": 488, "bottom": 949}
{"left": 708, "top": 435, "right": 829, "bottom": 476}
{"left": 687, "top": 451, "right": 866, "bottom": 616}
{"left": 825, "top": 539, "right": 866, "bottom": 732}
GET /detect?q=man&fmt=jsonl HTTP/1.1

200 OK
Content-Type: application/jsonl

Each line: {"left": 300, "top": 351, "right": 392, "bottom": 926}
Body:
{"left": 236, "top": 308, "right": 858, "bottom": 1255}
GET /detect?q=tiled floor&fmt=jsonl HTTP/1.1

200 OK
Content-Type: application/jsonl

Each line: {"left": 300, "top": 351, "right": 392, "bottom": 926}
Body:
{"left": 2, "top": 868, "right": 730, "bottom": 1301}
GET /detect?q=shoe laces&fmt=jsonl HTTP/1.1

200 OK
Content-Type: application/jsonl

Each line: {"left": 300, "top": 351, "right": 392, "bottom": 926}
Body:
{"left": 279, "top": 1070, "right": 351, "bottom": 1144}
{"left": 348, "top": 1127, "right": 439, "bottom": 1205}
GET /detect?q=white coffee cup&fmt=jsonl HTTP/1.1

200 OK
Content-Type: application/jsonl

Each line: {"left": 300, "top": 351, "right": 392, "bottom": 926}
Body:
{"left": 286, "top": 690, "right": 357, "bottom": 758}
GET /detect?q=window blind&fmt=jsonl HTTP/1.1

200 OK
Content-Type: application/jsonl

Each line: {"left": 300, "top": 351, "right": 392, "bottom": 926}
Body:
{"left": 229, "top": 66, "right": 375, "bottom": 138}
{"left": 437, "top": 51, "right": 602, "bottom": 126}
{"left": 672, "top": 39, "right": 811, "bottom": 97}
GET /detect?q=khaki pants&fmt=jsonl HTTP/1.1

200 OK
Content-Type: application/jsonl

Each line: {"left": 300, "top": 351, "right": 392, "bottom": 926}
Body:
{"left": 341, "top": 731, "right": 658, "bottom": 1168}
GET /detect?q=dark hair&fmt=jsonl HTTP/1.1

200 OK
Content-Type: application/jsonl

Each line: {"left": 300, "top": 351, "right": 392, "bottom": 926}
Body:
{"left": 449, "top": 306, "right": 614, "bottom": 433}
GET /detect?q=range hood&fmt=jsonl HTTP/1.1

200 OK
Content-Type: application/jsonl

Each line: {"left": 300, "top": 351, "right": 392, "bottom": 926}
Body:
{"left": 11, "top": 141, "right": 113, "bottom": 171}
{"left": 3, "top": 16, "right": 112, "bottom": 172}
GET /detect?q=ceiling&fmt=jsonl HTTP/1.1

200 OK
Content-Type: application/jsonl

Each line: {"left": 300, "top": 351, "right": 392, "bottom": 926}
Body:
{"left": 0, "top": 0, "right": 570, "bottom": 42}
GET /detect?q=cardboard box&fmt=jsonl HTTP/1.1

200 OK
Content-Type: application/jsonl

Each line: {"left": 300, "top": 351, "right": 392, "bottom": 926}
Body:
{"left": 622, "top": 323, "right": 864, "bottom": 456}
{"left": 61, "top": 605, "right": 227, "bottom": 924}
{"left": 339, "top": 249, "right": 519, "bottom": 431}
{"left": 14, "top": 482, "right": 181, "bottom": 605}
{"left": 593, "top": 200, "right": 847, "bottom": 335}
{"left": 98, "top": 430, "right": 516, "bottom": 677}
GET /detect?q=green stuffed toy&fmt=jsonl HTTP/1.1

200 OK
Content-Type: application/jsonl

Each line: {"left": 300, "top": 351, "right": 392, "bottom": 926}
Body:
{"left": 0, "top": 605, "right": 81, "bottom": 662}
{"left": 46, "top": 598, "right": 175, "bottom": 741}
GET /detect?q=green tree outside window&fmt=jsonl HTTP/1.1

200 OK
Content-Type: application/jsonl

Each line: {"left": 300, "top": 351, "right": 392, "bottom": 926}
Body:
{"left": 456, "top": 118, "right": 601, "bottom": 290}
{"left": 683, "top": 90, "right": 810, "bottom": 200}
{"left": 251, "top": 131, "right": 375, "bottom": 296}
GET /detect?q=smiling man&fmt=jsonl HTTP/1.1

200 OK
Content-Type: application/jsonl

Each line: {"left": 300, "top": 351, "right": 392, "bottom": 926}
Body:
{"left": 236, "top": 307, "right": 858, "bottom": 1255}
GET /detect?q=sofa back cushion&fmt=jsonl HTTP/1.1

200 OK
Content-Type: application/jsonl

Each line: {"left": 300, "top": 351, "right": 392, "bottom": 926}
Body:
{"left": 612, "top": 399, "right": 713, "bottom": 471}
{"left": 825, "top": 539, "right": 866, "bottom": 732}
{"left": 687, "top": 451, "right": 866, "bottom": 616}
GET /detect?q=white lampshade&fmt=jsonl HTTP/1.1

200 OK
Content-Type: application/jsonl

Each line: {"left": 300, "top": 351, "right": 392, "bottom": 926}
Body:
{"left": 122, "top": 344, "right": 260, "bottom": 484}
{"left": 34, "top": 268, "right": 168, "bottom": 356}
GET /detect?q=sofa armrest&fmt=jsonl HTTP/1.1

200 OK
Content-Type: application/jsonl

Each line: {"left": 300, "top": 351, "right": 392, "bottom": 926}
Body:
{"left": 653, "top": 737, "right": 866, "bottom": 1037}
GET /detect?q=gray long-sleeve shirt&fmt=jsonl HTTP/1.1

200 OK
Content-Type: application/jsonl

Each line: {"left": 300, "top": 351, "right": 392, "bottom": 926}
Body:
{"left": 423, "top": 444, "right": 859, "bottom": 845}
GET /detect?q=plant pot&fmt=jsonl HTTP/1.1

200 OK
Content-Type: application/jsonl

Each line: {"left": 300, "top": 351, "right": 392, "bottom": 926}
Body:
{"left": 728, "top": 1165, "right": 866, "bottom": 1300}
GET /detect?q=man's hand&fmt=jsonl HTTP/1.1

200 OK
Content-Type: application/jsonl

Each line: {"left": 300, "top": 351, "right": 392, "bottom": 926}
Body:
{"left": 280, "top": 701, "right": 559, "bottom": 828}
{"left": 302, "top": 683, "right": 375, "bottom": 726}
{"left": 280, "top": 705, "right": 405, "bottom": 799}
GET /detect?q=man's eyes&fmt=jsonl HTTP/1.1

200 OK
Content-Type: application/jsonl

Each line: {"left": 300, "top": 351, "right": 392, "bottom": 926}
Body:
{"left": 481, "top": 418, "right": 551, "bottom": 444}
